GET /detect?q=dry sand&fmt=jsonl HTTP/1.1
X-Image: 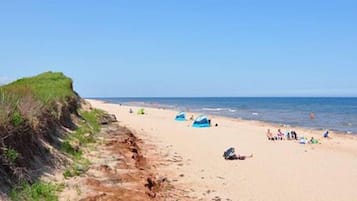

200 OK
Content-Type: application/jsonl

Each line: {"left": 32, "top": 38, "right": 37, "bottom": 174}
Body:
{"left": 88, "top": 99, "right": 357, "bottom": 201}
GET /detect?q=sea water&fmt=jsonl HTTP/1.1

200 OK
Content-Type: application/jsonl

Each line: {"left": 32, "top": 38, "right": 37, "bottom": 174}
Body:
{"left": 96, "top": 97, "right": 357, "bottom": 134}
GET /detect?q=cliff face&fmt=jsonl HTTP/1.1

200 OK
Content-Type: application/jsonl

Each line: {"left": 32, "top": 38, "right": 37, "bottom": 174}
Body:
{"left": 0, "top": 72, "right": 81, "bottom": 192}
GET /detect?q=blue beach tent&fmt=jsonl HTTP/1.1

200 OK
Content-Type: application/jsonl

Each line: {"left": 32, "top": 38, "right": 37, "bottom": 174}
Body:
{"left": 175, "top": 112, "right": 186, "bottom": 121}
{"left": 192, "top": 115, "right": 211, "bottom": 128}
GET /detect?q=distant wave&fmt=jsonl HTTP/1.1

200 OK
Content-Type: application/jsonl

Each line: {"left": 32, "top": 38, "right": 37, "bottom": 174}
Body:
{"left": 202, "top": 108, "right": 237, "bottom": 113}
{"left": 252, "top": 112, "right": 259, "bottom": 116}
{"left": 202, "top": 108, "right": 225, "bottom": 111}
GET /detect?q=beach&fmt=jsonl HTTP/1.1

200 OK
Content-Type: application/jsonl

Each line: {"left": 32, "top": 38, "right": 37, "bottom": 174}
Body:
{"left": 88, "top": 99, "right": 357, "bottom": 201}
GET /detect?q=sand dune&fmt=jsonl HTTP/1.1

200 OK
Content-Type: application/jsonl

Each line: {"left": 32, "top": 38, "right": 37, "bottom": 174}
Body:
{"left": 88, "top": 99, "right": 357, "bottom": 201}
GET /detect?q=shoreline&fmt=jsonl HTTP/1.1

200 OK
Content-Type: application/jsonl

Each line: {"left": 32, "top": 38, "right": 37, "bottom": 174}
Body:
{"left": 96, "top": 99, "right": 357, "bottom": 137}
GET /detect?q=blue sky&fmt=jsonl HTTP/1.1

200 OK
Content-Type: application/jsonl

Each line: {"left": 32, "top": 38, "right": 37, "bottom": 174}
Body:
{"left": 1, "top": 0, "right": 356, "bottom": 97}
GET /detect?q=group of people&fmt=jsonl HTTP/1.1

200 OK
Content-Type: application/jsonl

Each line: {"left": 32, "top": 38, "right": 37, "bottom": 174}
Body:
{"left": 266, "top": 129, "right": 298, "bottom": 141}
{"left": 266, "top": 128, "right": 330, "bottom": 144}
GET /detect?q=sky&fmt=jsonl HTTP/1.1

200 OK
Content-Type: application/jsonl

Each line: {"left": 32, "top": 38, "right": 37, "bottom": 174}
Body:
{"left": 0, "top": 0, "right": 356, "bottom": 97}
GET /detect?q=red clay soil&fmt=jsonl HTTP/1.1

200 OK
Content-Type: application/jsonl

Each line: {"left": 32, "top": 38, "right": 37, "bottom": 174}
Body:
{"left": 80, "top": 125, "right": 172, "bottom": 201}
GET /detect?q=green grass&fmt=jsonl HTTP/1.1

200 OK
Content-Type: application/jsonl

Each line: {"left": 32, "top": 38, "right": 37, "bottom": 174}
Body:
{"left": 11, "top": 111, "right": 24, "bottom": 127}
{"left": 3, "top": 147, "right": 19, "bottom": 163}
{"left": 63, "top": 158, "right": 90, "bottom": 179}
{"left": 0, "top": 72, "right": 77, "bottom": 127}
{"left": 81, "top": 109, "right": 105, "bottom": 133}
{"left": 61, "top": 109, "right": 105, "bottom": 179}
{"left": 10, "top": 181, "right": 63, "bottom": 201}
{"left": 1, "top": 72, "right": 75, "bottom": 105}
{"left": 60, "top": 140, "right": 82, "bottom": 160}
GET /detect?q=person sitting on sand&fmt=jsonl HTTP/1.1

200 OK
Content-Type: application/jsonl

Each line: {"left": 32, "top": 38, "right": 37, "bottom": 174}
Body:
{"left": 309, "top": 137, "right": 318, "bottom": 144}
{"left": 129, "top": 108, "right": 133, "bottom": 114}
{"left": 323, "top": 130, "right": 329, "bottom": 138}
{"left": 266, "top": 129, "right": 276, "bottom": 140}
{"left": 277, "top": 129, "right": 284, "bottom": 140}
{"left": 223, "top": 147, "right": 253, "bottom": 160}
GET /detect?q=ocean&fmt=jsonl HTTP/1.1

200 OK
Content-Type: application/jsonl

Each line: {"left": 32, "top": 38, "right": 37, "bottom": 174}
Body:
{"left": 96, "top": 97, "right": 357, "bottom": 134}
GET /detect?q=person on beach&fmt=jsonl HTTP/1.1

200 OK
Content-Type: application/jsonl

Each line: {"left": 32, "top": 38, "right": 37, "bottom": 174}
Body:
{"left": 129, "top": 108, "right": 133, "bottom": 114}
{"left": 291, "top": 131, "right": 298, "bottom": 140}
{"left": 277, "top": 129, "right": 284, "bottom": 140}
{"left": 323, "top": 130, "right": 329, "bottom": 138}
{"left": 309, "top": 137, "right": 318, "bottom": 144}
{"left": 189, "top": 115, "right": 194, "bottom": 121}
{"left": 223, "top": 147, "right": 253, "bottom": 160}
{"left": 266, "top": 129, "right": 276, "bottom": 140}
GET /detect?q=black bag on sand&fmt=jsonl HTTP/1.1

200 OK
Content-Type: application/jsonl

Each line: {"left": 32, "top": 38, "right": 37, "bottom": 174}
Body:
{"left": 223, "top": 147, "right": 235, "bottom": 160}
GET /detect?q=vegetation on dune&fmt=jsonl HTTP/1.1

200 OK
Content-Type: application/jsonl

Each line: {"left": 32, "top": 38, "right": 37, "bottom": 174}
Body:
{"left": 0, "top": 72, "right": 81, "bottom": 200}
{"left": 0, "top": 71, "right": 109, "bottom": 200}
{"left": 61, "top": 109, "right": 105, "bottom": 179}
{"left": 1, "top": 71, "right": 76, "bottom": 105}
{"left": 10, "top": 181, "right": 64, "bottom": 201}
{"left": 0, "top": 71, "right": 77, "bottom": 127}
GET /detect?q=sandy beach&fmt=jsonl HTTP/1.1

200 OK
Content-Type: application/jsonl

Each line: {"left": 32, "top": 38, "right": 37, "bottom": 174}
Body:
{"left": 88, "top": 99, "right": 357, "bottom": 201}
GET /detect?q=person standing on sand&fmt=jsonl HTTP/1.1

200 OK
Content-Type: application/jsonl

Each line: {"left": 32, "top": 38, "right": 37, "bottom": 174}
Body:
{"left": 291, "top": 130, "right": 298, "bottom": 140}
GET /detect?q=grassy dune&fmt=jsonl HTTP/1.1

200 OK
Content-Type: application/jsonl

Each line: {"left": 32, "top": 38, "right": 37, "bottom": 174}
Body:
{"left": 0, "top": 72, "right": 77, "bottom": 128}
{"left": 0, "top": 72, "right": 85, "bottom": 200}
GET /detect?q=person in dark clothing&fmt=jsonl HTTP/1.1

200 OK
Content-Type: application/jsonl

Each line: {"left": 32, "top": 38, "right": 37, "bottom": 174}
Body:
{"left": 223, "top": 147, "right": 253, "bottom": 160}
{"left": 291, "top": 131, "right": 298, "bottom": 140}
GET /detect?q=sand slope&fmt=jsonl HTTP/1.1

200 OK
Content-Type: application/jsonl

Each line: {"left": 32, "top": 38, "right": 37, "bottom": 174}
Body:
{"left": 88, "top": 99, "right": 357, "bottom": 201}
